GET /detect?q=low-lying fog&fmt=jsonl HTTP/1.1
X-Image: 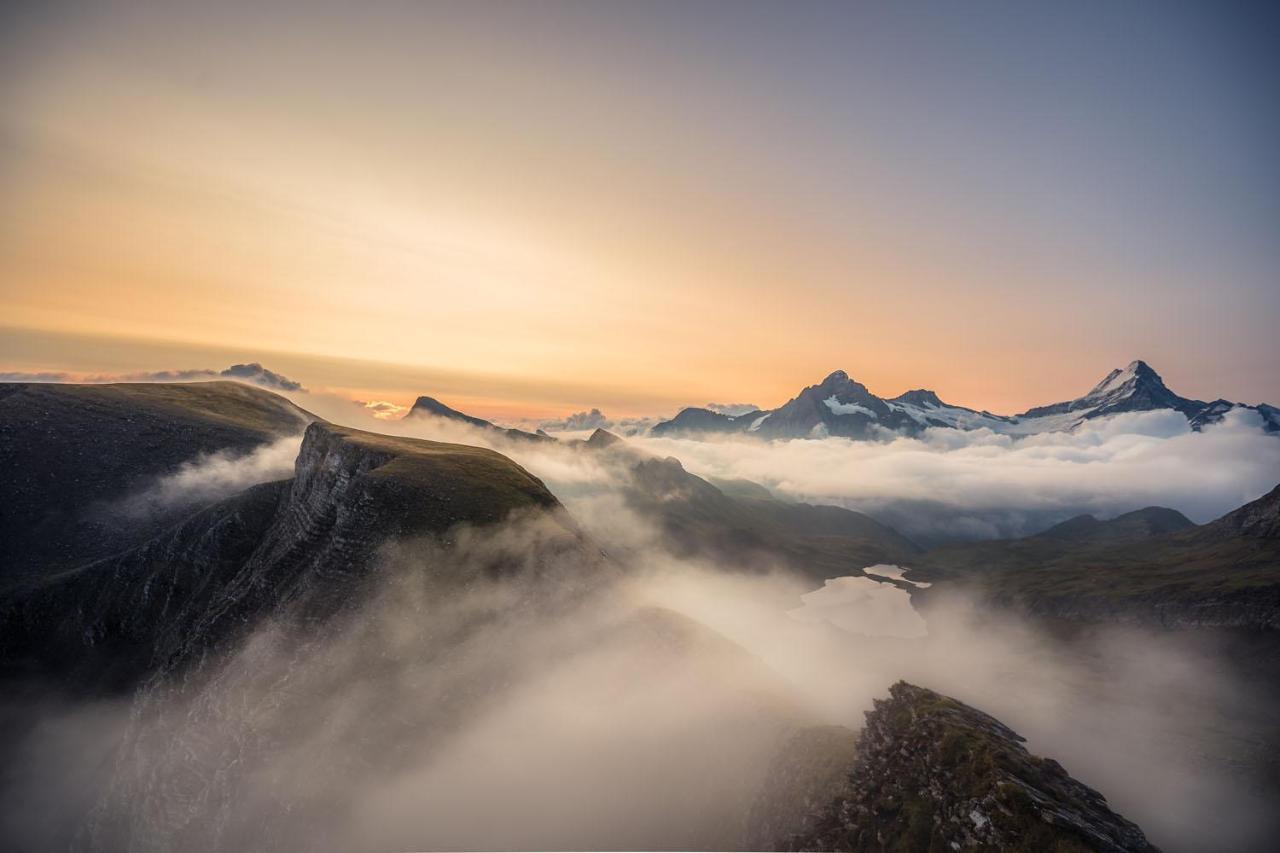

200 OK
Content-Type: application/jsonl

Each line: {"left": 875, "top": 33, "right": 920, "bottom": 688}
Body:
{"left": 4, "top": 398, "right": 1278, "bottom": 852}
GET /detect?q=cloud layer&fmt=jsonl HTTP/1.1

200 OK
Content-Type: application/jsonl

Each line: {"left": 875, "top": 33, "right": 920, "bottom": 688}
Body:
{"left": 2, "top": 400, "right": 1277, "bottom": 852}
{"left": 0, "top": 362, "right": 305, "bottom": 391}
{"left": 630, "top": 408, "right": 1280, "bottom": 542}
{"left": 111, "top": 436, "right": 303, "bottom": 521}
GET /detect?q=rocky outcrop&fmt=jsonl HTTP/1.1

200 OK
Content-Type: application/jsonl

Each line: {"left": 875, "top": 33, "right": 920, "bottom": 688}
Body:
{"left": 780, "top": 682, "right": 1158, "bottom": 852}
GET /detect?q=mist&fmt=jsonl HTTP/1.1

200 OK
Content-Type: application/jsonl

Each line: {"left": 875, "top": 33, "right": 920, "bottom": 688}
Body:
{"left": 630, "top": 408, "right": 1280, "bottom": 541}
{"left": 275, "top": 386, "right": 1280, "bottom": 545}
{"left": 5, "top": 397, "right": 1273, "bottom": 851}
{"left": 110, "top": 435, "right": 303, "bottom": 521}
{"left": 6, "top": 461, "right": 1278, "bottom": 851}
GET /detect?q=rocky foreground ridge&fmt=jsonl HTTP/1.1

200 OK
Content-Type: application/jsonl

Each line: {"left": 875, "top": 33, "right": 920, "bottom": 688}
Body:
{"left": 777, "top": 682, "right": 1158, "bottom": 852}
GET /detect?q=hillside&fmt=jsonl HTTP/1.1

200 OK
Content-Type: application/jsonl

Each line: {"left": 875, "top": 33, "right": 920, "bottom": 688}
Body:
{"left": 910, "top": 488, "right": 1280, "bottom": 630}
{"left": 584, "top": 430, "right": 921, "bottom": 579}
{"left": 0, "top": 381, "right": 312, "bottom": 583}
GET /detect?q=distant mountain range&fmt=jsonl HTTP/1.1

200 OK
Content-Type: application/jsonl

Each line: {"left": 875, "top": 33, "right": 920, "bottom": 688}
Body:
{"left": 651, "top": 360, "right": 1280, "bottom": 440}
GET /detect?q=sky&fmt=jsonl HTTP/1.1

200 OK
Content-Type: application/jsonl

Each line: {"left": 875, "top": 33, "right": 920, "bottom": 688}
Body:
{"left": 2, "top": 1, "right": 1277, "bottom": 420}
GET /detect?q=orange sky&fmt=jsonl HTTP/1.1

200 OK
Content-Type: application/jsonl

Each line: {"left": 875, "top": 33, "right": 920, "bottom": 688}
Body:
{"left": 2, "top": 3, "right": 1277, "bottom": 420}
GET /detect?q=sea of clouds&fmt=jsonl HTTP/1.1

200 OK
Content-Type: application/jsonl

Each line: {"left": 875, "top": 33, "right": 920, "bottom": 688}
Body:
{"left": 4, "top": 377, "right": 1279, "bottom": 852}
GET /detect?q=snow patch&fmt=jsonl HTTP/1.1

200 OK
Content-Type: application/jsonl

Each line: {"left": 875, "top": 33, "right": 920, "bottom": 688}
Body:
{"left": 824, "top": 395, "right": 878, "bottom": 418}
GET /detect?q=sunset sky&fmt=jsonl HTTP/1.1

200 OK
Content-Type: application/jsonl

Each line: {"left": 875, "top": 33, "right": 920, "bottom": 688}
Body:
{"left": 2, "top": 1, "right": 1278, "bottom": 420}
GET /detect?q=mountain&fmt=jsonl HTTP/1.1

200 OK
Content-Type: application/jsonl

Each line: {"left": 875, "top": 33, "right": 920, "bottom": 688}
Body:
{"left": 773, "top": 682, "right": 1158, "bottom": 852}
{"left": 581, "top": 429, "right": 921, "bottom": 579}
{"left": 650, "top": 361, "right": 1278, "bottom": 440}
{"left": 405, "top": 394, "right": 554, "bottom": 443}
{"left": 651, "top": 371, "right": 1008, "bottom": 439}
{"left": 1033, "top": 506, "right": 1196, "bottom": 544}
{"left": 649, "top": 405, "right": 767, "bottom": 436}
{"left": 1018, "top": 360, "right": 1202, "bottom": 421}
{"left": 909, "top": 486, "right": 1280, "bottom": 630}
{"left": 0, "top": 420, "right": 595, "bottom": 692}
{"left": 0, "top": 381, "right": 313, "bottom": 584}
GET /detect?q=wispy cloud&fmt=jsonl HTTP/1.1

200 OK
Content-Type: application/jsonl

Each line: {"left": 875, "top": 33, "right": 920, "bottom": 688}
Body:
{"left": 630, "top": 408, "right": 1280, "bottom": 541}
{"left": 0, "top": 362, "right": 305, "bottom": 392}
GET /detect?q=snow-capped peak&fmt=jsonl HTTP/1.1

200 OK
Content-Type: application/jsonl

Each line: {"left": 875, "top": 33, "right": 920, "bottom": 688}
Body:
{"left": 1085, "top": 360, "right": 1160, "bottom": 400}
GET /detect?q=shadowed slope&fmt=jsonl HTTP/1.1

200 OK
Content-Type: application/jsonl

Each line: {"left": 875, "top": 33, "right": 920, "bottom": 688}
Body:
{"left": 0, "top": 422, "right": 596, "bottom": 692}
{"left": 912, "top": 487, "right": 1280, "bottom": 629}
{"left": 0, "top": 381, "right": 313, "bottom": 582}
{"left": 584, "top": 430, "right": 920, "bottom": 579}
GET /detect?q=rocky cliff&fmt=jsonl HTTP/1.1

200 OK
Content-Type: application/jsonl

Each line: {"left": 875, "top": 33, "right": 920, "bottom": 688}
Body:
{"left": 778, "top": 682, "right": 1158, "bottom": 852}
{"left": 0, "top": 422, "right": 599, "bottom": 692}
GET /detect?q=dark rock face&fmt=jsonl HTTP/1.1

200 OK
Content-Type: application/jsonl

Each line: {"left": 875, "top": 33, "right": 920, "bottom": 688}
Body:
{"left": 781, "top": 682, "right": 1158, "bottom": 853}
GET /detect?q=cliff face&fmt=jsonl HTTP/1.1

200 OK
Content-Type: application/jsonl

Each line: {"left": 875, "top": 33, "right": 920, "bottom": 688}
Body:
{"left": 779, "top": 682, "right": 1158, "bottom": 853}
{"left": 0, "top": 422, "right": 599, "bottom": 693}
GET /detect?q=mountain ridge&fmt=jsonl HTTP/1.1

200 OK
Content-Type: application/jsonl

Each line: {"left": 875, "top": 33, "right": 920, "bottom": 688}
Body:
{"left": 909, "top": 484, "right": 1280, "bottom": 630}
{"left": 651, "top": 360, "right": 1278, "bottom": 440}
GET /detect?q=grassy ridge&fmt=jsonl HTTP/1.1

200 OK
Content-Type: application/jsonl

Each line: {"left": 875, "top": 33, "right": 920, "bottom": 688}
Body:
{"left": 0, "top": 381, "right": 311, "bottom": 582}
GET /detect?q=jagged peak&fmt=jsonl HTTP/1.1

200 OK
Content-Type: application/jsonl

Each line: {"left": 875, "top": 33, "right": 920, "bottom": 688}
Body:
{"left": 812, "top": 369, "right": 870, "bottom": 396}
{"left": 1086, "top": 359, "right": 1166, "bottom": 398}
